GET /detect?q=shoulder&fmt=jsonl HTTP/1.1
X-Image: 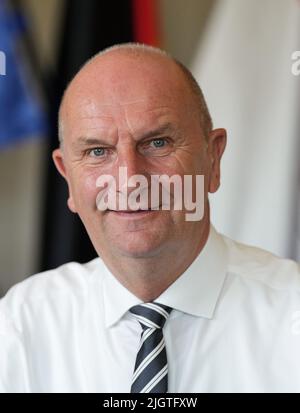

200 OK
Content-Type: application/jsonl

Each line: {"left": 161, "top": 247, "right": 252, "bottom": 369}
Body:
{"left": 222, "top": 233, "right": 300, "bottom": 293}
{"left": 0, "top": 258, "right": 103, "bottom": 321}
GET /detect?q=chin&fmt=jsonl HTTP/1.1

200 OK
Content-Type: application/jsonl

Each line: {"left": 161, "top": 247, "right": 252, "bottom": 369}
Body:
{"left": 114, "top": 234, "right": 165, "bottom": 258}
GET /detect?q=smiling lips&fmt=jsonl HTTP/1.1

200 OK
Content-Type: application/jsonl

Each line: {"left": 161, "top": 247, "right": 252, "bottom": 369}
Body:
{"left": 108, "top": 209, "right": 159, "bottom": 217}
{"left": 109, "top": 209, "right": 156, "bottom": 213}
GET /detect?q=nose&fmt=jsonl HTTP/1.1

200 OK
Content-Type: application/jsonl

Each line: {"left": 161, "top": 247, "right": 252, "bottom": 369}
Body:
{"left": 113, "top": 143, "right": 150, "bottom": 198}
{"left": 110, "top": 142, "right": 152, "bottom": 210}
{"left": 116, "top": 143, "right": 145, "bottom": 179}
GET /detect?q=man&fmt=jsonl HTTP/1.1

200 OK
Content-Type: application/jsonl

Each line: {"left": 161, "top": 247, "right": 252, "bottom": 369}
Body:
{"left": 0, "top": 43, "right": 299, "bottom": 393}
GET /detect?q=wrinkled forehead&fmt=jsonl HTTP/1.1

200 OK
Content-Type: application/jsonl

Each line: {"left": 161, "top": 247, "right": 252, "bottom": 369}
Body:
{"left": 60, "top": 52, "right": 196, "bottom": 129}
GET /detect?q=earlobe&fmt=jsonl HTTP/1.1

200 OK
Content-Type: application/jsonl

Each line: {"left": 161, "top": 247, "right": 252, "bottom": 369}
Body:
{"left": 67, "top": 197, "right": 77, "bottom": 213}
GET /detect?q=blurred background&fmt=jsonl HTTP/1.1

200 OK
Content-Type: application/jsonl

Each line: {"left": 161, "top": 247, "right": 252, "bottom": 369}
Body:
{"left": 0, "top": 0, "right": 299, "bottom": 296}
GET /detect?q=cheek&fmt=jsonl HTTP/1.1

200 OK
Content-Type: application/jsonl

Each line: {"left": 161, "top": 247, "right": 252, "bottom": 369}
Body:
{"left": 70, "top": 169, "right": 100, "bottom": 210}
{"left": 150, "top": 157, "right": 187, "bottom": 177}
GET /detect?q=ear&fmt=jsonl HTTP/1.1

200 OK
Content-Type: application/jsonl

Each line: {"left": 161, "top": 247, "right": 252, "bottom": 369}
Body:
{"left": 52, "top": 148, "right": 77, "bottom": 213}
{"left": 207, "top": 128, "right": 227, "bottom": 193}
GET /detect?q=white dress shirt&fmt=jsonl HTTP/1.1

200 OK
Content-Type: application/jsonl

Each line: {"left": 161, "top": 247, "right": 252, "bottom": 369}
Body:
{"left": 0, "top": 226, "right": 300, "bottom": 393}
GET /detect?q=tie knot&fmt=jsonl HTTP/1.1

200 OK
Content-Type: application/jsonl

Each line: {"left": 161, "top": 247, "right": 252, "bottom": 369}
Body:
{"left": 129, "top": 302, "right": 172, "bottom": 330}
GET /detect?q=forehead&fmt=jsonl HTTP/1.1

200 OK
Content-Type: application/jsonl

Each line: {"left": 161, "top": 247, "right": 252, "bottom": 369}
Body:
{"left": 60, "top": 53, "right": 200, "bottom": 144}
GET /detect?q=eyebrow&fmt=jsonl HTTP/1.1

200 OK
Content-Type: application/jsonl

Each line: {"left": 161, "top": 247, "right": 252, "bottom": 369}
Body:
{"left": 73, "top": 137, "right": 110, "bottom": 148}
{"left": 73, "top": 123, "right": 175, "bottom": 148}
{"left": 138, "top": 123, "right": 174, "bottom": 140}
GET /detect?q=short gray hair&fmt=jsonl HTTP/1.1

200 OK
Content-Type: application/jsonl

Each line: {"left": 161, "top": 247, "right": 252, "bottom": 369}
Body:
{"left": 58, "top": 43, "right": 212, "bottom": 144}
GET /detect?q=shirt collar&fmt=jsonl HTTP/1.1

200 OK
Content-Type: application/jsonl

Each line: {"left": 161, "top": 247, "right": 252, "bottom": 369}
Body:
{"left": 101, "top": 225, "right": 228, "bottom": 328}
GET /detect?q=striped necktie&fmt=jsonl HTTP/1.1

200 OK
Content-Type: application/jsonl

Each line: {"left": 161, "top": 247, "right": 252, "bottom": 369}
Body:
{"left": 129, "top": 302, "right": 172, "bottom": 393}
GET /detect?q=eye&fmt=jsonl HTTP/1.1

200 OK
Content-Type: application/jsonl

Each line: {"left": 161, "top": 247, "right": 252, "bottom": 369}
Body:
{"left": 89, "top": 148, "right": 105, "bottom": 157}
{"left": 139, "top": 137, "right": 172, "bottom": 157}
{"left": 151, "top": 138, "right": 167, "bottom": 148}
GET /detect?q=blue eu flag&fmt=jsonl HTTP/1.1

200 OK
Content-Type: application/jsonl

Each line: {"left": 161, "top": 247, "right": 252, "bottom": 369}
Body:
{"left": 0, "top": 0, "right": 47, "bottom": 148}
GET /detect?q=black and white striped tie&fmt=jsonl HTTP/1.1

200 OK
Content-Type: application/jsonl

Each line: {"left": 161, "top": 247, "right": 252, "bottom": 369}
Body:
{"left": 129, "top": 302, "right": 172, "bottom": 393}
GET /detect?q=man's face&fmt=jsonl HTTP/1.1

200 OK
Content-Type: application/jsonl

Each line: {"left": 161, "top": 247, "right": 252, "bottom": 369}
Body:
{"left": 53, "top": 52, "right": 226, "bottom": 260}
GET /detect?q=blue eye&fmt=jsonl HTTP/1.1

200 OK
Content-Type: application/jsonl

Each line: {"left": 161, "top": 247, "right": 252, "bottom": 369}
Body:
{"left": 91, "top": 148, "right": 105, "bottom": 157}
{"left": 152, "top": 139, "right": 166, "bottom": 148}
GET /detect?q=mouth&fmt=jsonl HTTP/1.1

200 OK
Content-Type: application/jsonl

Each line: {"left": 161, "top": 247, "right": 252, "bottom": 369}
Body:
{"left": 108, "top": 208, "right": 159, "bottom": 217}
